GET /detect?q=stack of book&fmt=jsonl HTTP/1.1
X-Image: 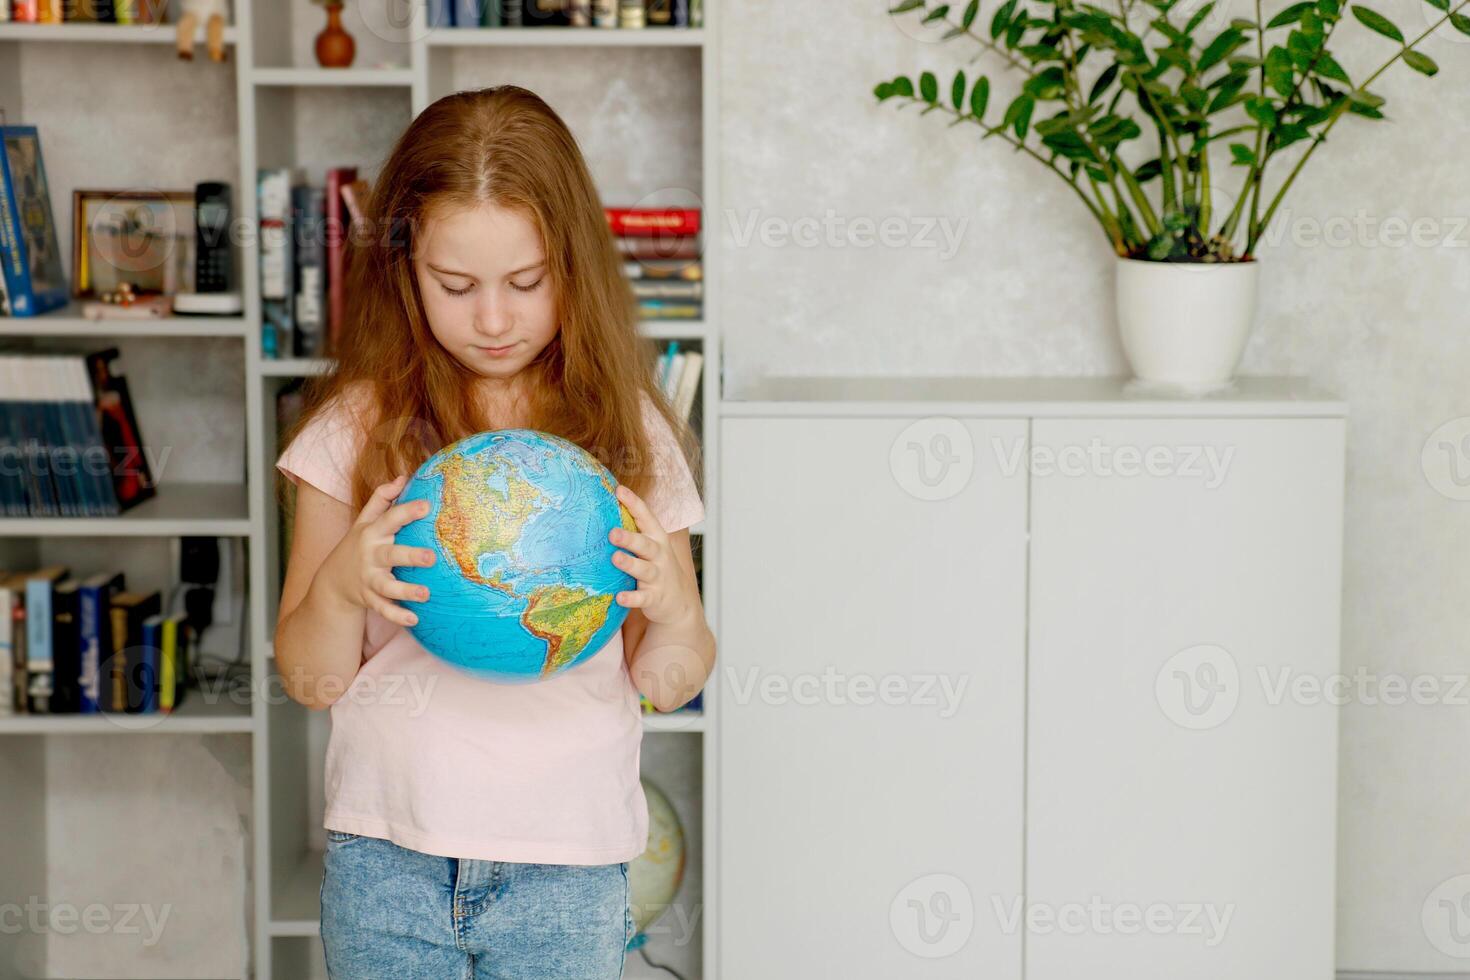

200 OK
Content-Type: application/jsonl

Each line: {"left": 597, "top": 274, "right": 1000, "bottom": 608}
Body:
{"left": 258, "top": 166, "right": 366, "bottom": 360}
{"left": 612, "top": 207, "right": 702, "bottom": 321}
{"left": 0, "top": 349, "right": 156, "bottom": 517}
{"left": 0, "top": 567, "right": 193, "bottom": 717}
{"left": 435, "top": 0, "right": 702, "bottom": 29}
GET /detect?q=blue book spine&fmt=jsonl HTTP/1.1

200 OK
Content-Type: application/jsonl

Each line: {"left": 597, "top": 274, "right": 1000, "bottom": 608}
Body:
{"left": 78, "top": 583, "right": 104, "bottom": 713}
{"left": 0, "top": 127, "right": 69, "bottom": 317}
{"left": 21, "top": 399, "right": 58, "bottom": 516}
{"left": 430, "top": 0, "right": 452, "bottom": 27}
{"left": 658, "top": 340, "right": 678, "bottom": 387}
{"left": 38, "top": 399, "right": 74, "bottom": 517}
{"left": 48, "top": 399, "right": 84, "bottom": 517}
{"left": 0, "top": 393, "right": 21, "bottom": 516}
{"left": 138, "top": 617, "right": 161, "bottom": 713}
{"left": 25, "top": 576, "right": 53, "bottom": 674}
{"left": 452, "top": 0, "right": 477, "bottom": 27}
{"left": 0, "top": 146, "right": 27, "bottom": 315}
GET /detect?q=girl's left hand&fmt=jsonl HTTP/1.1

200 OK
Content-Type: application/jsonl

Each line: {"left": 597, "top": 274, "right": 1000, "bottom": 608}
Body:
{"left": 609, "top": 483, "right": 697, "bottom": 626}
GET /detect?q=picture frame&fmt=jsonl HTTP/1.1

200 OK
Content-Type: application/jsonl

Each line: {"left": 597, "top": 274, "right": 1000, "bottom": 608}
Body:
{"left": 71, "top": 189, "right": 196, "bottom": 299}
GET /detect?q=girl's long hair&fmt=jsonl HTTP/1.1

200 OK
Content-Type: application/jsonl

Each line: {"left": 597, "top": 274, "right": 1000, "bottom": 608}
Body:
{"left": 278, "top": 84, "right": 702, "bottom": 514}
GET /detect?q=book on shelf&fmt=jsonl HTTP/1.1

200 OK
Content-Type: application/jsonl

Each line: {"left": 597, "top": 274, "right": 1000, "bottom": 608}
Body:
{"left": 258, "top": 168, "right": 295, "bottom": 360}
{"left": 21, "top": 566, "right": 66, "bottom": 712}
{"left": 76, "top": 570, "right": 124, "bottom": 712}
{"left": 0, "top": 125, "right": 69, "bottom": 318}
{"left": 292, "top": 185, "right": 327, "bottom": 359}
{"left": 652, "top": 339, "right": 701, "bottom": 421}
{"left": 607, "top": 208, "right": 700, "bottom": 237}
{"left": 0, "top": 565, "right": 193, "bottom": 718}
{"left": 0, "top": 349, "right": 154, "bottom": 517}
{"left": 623, "top": 257, "right": 701, "bottom": 282}
{"left": 84, "top": 347, "right": 156, "bottom": 511}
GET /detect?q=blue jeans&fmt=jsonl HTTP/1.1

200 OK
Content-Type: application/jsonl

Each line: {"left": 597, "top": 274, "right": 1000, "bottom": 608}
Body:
{"left": 320, "top": 830, "right": 632, "bottom": 979}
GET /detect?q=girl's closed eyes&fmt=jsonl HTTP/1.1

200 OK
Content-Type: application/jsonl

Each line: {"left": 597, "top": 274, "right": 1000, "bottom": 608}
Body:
{"left": 439, "top": 277, "right": 544, "bottom": 297}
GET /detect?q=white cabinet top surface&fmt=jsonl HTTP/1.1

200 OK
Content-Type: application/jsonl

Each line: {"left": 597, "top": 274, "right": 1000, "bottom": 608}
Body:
{"left": 721, "top": 375, "right": 1346, "bottom": 418}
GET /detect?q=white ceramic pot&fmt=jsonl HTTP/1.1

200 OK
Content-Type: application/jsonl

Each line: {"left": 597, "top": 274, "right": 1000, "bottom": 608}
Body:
{"left": 1114, "top": 256, "right": 1260, "bottom": 393}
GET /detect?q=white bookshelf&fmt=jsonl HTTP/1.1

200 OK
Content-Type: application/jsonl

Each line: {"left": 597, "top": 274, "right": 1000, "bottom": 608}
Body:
{"left": 0, "top": 6, "right": 720, "bottom": 979}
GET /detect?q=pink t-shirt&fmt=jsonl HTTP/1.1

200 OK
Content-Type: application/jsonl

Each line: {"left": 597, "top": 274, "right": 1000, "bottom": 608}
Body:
{"left": 275, "top": 387, "right": 705, "bottom": 865}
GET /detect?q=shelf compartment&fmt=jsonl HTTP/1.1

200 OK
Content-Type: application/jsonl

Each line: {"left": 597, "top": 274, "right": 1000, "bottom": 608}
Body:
{"left": 0, "top": 482, "right": 251, "bottom": 537}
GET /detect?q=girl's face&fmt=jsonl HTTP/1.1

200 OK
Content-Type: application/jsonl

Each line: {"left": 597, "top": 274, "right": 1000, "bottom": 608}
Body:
{"left": 413, "top": 201, "right": 559, "bottom": 386}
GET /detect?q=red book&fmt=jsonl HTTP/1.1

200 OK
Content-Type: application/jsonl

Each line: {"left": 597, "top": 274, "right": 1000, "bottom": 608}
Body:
{"left": 605, "top": 208, "right": 701, "bottom": 238}
{"left": 325, "top": 166, "right": 358, "bottom": 357}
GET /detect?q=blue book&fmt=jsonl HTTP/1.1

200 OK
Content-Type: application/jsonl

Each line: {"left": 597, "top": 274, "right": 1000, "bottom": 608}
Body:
{"left": 429, "top": 0, "right": 452, "bottom": 27}
{"left": 14, "top": 392, "right": 58, "bottom": 516}
{"left": 38, "top": 396, "right": 76, "bottom": 517}
{"left": 55, "top": 357, "right": 119, "bottom": 517}
{"left": 23, "top": 568, "right": 67, "bottom": 712}
{"left": 137, "top": 614, "right": 164, "bottom": 714}
{"left": 24, "top": 569, "right": 64, "bottom": 673}
{"left": 657, "top": 340, "right": 678, "bottom": 387}
{"left": 78, "top": 572, "right": 124, "bottom": 713}
{"left": 0, "top": 127, "right": 68, "bottom": 317}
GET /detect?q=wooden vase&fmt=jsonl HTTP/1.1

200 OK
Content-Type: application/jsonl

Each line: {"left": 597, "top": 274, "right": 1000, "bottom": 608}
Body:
{"left": 315, "top": 3, "right": 356, "bottom": 68}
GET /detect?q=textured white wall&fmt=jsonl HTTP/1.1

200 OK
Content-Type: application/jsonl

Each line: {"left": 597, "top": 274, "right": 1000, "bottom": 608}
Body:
{"left": 719, "top": 0, "right": 1470, "bottom": 972}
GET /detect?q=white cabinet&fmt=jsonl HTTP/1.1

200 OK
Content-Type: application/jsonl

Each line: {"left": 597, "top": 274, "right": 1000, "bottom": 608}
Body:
{"left": 717, "top": 378, "right": 1346, "bottom": 980}
{"left": 719, "top": 416, "right": 1029, "bottom": 979}
{"left": 1026, "top": 417, "right": 1344, "bottom": 980}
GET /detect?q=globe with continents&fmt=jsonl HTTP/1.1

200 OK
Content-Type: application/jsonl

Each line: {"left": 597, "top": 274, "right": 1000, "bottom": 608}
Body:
{"left": 391, "top": 429, "right": 638, "bottom": 683}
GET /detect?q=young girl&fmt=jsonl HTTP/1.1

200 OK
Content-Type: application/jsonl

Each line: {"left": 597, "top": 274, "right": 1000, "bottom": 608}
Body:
{"left": 273, "top": 85, "right": 714, "bottom": 979}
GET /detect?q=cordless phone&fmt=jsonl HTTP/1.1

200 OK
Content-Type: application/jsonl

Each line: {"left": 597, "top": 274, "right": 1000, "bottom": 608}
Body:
{"left": 194, "top": 182, "right": 233, "bottom": 293}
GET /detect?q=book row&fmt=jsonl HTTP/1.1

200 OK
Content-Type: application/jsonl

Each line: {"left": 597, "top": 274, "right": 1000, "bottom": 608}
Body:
{"left": 0, "top": 566, "right": 194, "bottom": 716}
{"left": 0, "top": 349, "right": 157, "bottom": 518}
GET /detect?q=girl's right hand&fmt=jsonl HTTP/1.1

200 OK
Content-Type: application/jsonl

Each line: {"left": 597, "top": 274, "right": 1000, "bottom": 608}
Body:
{"left": 318, "top": 473, "right": 437, "bottom": 627}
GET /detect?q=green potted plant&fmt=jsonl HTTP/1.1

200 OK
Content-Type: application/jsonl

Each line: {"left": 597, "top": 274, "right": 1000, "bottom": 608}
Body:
{"left": 877, "top": 0, "right": 1468, "bottom": 391}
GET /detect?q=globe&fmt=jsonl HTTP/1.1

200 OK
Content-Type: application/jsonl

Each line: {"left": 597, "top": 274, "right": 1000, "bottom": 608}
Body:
{"left": 628, "top": 778, "right": 686, "bottom": 950}
{"left": 391, "top": 428, "right": 638, "bottom": 683}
